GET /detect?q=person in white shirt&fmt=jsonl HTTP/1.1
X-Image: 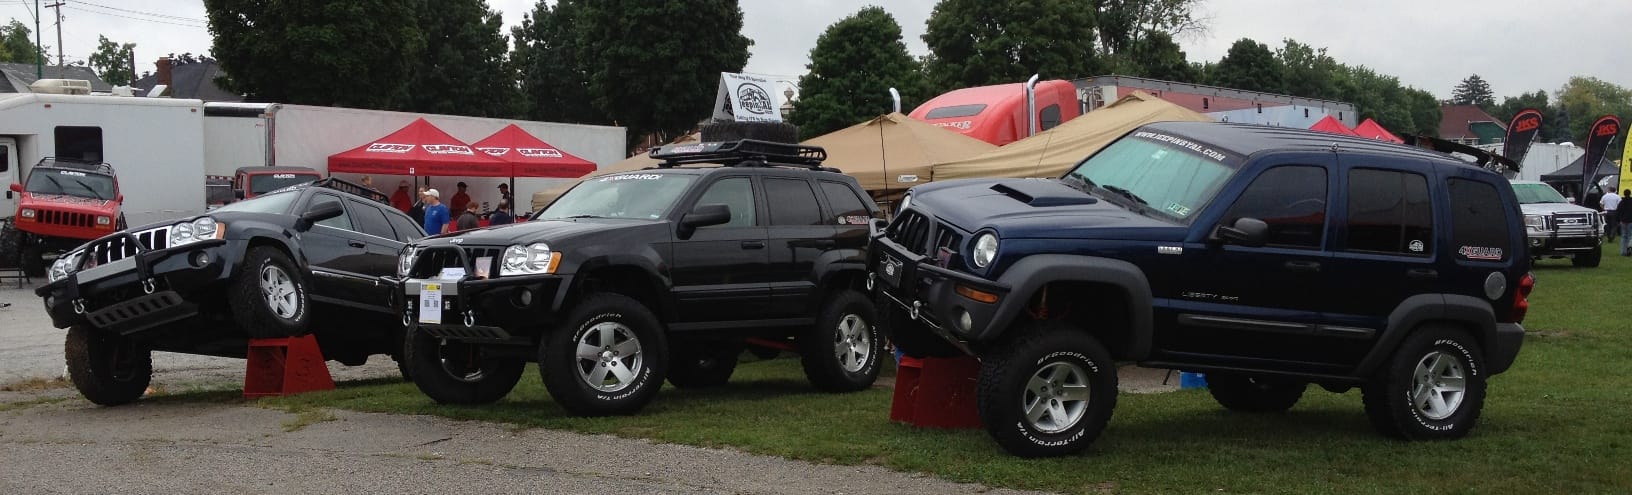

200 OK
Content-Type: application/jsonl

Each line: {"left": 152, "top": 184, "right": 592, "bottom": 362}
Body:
{"left": 1602, "top": 190, "right": 1623, "bottom": 240}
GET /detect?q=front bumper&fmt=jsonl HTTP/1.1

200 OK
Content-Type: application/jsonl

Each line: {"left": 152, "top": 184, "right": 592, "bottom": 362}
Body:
{"left": 400, "top": 273, "right": 568, "bottom": 343}
{"left": 1526, "top": 232, "right": 1600, "bottom": 254}
{"left": 34, "top": 237, "right": 232, "bottom": 333}
{"left": 868, "top": 232, "right": 1011, "bottom": 343}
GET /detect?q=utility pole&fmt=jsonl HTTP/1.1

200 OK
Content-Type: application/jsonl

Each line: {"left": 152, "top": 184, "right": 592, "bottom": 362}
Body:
{"left": 45, "top": 1, "right": 63, "bottom": 72}
{"left": 34, "top": 0, "right": 41, "bottom": 78}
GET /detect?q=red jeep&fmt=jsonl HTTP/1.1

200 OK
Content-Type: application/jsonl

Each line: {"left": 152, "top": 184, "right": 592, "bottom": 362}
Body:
{"left": 5, "top": 158, "right": 124, "bottom": 276}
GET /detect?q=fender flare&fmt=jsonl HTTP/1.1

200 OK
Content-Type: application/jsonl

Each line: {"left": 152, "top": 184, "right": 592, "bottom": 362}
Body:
{"left": 990, "top": 254, "right": 1154, "bottom": 360}
{"left": 1354, "top": 294, "right": 1498, "bottom": 376}
{"left": 560, "top": 253, "right": 672, "bottom": 317}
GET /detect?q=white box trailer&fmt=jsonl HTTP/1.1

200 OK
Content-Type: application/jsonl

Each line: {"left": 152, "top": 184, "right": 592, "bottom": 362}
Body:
{"left": 0, "top": 93, "right": 207, "bottom": 227}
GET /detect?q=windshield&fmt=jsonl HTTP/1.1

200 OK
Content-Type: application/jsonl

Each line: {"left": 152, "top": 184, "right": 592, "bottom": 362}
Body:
{"left": 249, "top": 173, "right": 320, "bottom": 195}
{"left": 214, "top": 190, "right": 299, "bottom": 214}
{"left": 538, "top": 173, "right": 697, "bottom": 220}
{"left": 1063, "top": 131, "right": 1238, "bottom": 223}
{"left": 1512, "top": 183, "right": 1568, "bottom": 204}
{"left": 25, "top": 168, "right": 117, "bottom": 200}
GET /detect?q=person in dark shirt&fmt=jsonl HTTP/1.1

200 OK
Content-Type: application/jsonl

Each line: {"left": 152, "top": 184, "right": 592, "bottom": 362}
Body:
{"left": 455, "top": 201, "right": 481, "bottom": 231}
{"left": 1618, "top": 189, "right": 1632, "bottom": 256}
{"left": 408, "top": 186, "right": 428, "bottom": 225}
{"left": 497, "top": 183, "right": 514, "bottom": 205}
{"left": 489, "top": 200, "right": 515, "bottom": 226}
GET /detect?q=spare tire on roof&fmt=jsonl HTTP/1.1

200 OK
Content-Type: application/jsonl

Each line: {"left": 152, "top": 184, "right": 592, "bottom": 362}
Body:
{"left": 701, "top": 121, "right": 800, "bottom": 144}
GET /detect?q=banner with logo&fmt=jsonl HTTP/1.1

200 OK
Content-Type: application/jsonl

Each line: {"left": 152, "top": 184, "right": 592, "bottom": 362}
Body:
{"left": 1582, "top": 115, "right": 1620, "bottom": 197}
{"left": 1502, "top": 108, "right": 1544, "bottom": 170}
{"left": 1620, "top": 126, "right": 1632, "bottom": 196}
{"left": 712, "top": 72, "right": 784, "bottom": 123}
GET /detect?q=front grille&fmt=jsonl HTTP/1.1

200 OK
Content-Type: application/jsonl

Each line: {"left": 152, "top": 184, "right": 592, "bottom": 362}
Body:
{"left": 409, "top": 246, "right": 502, "bottom": 279}
{"left": 85, "top": 226, "right": 171, "bottom": 266}
{"left": 1553, "top": 213, "right": 1598, "bottom": 235}
{"left": 38, "top": 208, "right": 94, "bottom": 228}
{"left": 887, "top": 210, "right": 963, "bottom": 258}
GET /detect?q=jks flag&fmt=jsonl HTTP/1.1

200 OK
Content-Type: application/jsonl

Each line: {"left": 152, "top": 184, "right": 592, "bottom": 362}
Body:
{"left": 1582, "top": 115, "right": 1621, "bottom": 197}
{"left": 1502, "top": 108, "right": 1544, "bottom": 169}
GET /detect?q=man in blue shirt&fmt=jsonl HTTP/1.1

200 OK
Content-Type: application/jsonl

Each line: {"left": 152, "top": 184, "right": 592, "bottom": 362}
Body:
{"left": 422, "top": 188, "right": 450, "bottom": 235}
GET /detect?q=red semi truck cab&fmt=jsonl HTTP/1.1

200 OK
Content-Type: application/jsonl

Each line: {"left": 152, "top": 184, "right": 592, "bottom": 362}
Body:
{"left": 9, "top": 159, "right": 123, "bottom": 241}
{"left": 909, "top": 80, "right": 1083, "bottom": 146}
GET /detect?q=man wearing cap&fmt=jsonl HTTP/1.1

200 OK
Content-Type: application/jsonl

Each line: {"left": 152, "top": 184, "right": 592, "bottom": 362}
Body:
{"left": 422, "top": 188, "right": 450, "bottom": 235}
{"left": 450, "top": 182, "right": 472, "bottom": 216}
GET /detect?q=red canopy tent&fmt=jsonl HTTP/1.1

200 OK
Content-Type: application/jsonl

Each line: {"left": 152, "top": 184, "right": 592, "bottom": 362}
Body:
{"left": 1308, "top": 115, "right": 1360, "bottom": 136}
{"left": 471, "top": 124, "right": 597, "bottom": 178}
{"left": 328, "top": 118, "right": 510, "bottom": 177}
{"left": 1352, "top": 118, "right": 1404, "bottom": 143}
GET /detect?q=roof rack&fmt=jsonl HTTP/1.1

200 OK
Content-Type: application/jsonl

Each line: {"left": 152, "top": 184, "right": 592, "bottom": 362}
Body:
{"left": 309, "top": 177, "right": 391, "bottom": 203}
{"left": 34, "top": 157, "right": 115, "bottom": 176}
{"left": 650, "top": 139, "right": 834, "bottom": 171}
{"left": 1400, "top": 135, "right": 1520, "bottom": 174}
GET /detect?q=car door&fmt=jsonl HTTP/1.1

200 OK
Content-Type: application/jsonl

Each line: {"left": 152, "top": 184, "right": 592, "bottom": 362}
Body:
{"left": 669, "top": 175, "right": 771, "bottom": 322}
{"left": 762, "top": 176, "right": 838, "bottom": 318}
{"left": 1165, "top": 158, "right": 1338, "bottom": 369}
{"left": 300, "top": 192, "right": 374, "bottom": 307}
{"left": 345, "top": 198, "right": 408, "bottom": 312}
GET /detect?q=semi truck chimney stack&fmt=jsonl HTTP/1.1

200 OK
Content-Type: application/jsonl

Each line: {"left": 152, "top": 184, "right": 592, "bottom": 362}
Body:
{"left": 156, "top": 57, "right": 173, "bottom": 88}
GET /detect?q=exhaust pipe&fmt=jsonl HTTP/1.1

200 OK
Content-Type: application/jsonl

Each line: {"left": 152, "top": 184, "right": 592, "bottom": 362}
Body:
{"left": 1025, "top": 74, "right": 1039, "bottom": 137}
{"left": 888, "top": 87, "right": 901, "bottom": 113}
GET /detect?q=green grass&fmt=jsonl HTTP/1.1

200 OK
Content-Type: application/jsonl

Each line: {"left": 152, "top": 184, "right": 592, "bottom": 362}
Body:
{"left": 236, "top": 255, "right": 1632, "bottom": 493}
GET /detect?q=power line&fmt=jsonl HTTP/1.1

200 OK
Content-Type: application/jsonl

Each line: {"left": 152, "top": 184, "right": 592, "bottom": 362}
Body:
{"left": 70, "top": 0, "right": 203, "bottom": 23}
{"left": 64, "top": 6, "right": 205, "bottom": 29}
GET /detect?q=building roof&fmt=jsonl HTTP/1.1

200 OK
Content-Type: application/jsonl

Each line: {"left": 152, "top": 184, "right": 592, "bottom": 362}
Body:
{"left": 1438, "top": 104, "right": 1504, "bottom": 140}
{"left": 130, "top": 60, "right": 242, "bottom": 102}
{"left": 0, "top": 63, "right": 112, "bottom": 93}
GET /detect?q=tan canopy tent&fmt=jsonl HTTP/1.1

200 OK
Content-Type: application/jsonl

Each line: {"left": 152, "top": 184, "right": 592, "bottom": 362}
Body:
{"left": 531, "top": 132, "right": 701, "bottom": 211}
{"left": 803, "top": 112, "right": 995, "bottom": 201}
{"left": 932, "top": 91, "right": 1212, "bottom": 181}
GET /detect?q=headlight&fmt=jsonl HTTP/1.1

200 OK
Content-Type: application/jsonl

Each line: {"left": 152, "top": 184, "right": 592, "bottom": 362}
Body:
{"left": 168, "top": 217, "right": 223, "bottom": 247}
{"left": 499, "top": 242, "right": 558, "bottom": 276}
{"left": 971, "top": 233, "right": 998, "bottom": 268}
{"left": 897, "top": 194, "right": 912, "bottom": 214}
{"left": 48, "top": 251, "right": 82, "bottom": 283}
{"left": 1524, "top": 215, "right": 1548, "bottom": 229}
{"left": 398, "top": 245, "right": 418, "bottom": 278}
{"left": 96, "top": 216, "right": 111, "bottom": 226}
{"left": 20, "top": 208, "right": 35, "bottom": 219}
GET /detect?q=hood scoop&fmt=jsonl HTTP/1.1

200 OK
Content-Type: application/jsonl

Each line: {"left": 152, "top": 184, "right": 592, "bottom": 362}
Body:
{"left": 989, "top": 180, "right": 1098, "bottom": 207}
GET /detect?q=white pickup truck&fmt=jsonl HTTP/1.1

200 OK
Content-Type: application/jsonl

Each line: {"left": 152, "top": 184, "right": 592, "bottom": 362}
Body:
{"left": 1512, "top": 180, "right": 1604, "bottom": 267}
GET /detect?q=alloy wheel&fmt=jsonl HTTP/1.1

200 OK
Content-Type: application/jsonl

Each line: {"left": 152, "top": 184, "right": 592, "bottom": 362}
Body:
{"left": 574, "top": 322, "right": 644, "bottom": 392}
{"left": 1022, "top": 361, "right": 1091, "bottom": 433}
{"left": 259, "top": 265, "right": 300, "bottom": 319}
{"left": 832, "top": 314, "right": 872, "bottom": 373}
{"left": 1412, "top": 350, "right": 1467, "bottom": 420}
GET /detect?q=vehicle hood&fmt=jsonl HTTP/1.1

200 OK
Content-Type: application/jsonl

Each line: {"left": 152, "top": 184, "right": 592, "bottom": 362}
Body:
{"left": 20, "top": 192, "right": 117, "bottom": 213}
{"left": 909, "top": 178, "right": 1184, "bottom": 241}
{"left": 1519, "top": 202, "right": 1598, "bottom": 215}
{"left": 416, "top": 217, "right": 668, "bottom": 247}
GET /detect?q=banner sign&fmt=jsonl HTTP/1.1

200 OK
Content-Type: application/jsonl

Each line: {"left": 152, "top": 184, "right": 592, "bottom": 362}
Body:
{"left": 1502, "top": 108, "right": 1544, "bottom": 170}
{"left": 1582, "top": 115, "right": 1620, "bottom": 197}
{"left": 712, "top": 72, "right": 784, "bottom": 123}
{"left": 1621, "top": 126, "right": 1632, "bottom": 195}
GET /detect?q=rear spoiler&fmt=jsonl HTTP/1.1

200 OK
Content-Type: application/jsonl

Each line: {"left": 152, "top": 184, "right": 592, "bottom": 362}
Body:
{"left": 1399, "top": 135, "right": 1520, "bottom": 174}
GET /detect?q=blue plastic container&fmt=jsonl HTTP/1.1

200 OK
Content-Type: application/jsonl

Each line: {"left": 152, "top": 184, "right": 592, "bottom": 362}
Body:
{"left": 1179, "top": 371, "right": 1207, "bottom": 389}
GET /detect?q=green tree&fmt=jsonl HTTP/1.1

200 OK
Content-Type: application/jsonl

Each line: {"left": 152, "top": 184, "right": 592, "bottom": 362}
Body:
{"left": 204, "top": 0, "right": 425, "bottom": 109}
{"left": 791, "top": 7, "right": 926, "bottom": 137}
{"left": 576, "top": 0, "right": 752, "bottom": 143}
{"left": 406, "top": 0, "right": 516, "bottom": 117}
{"left": 1451, "top": 74, "right": 1495, "bottom": 107}
{"left": 1209, "top": 38, "right": 1282, "bottom": 93}
{"left": 87, "top": 35, "right": 136, "bottom": 86}
{"left": 922, "top": 0, "right": 1099, "bottom": 90}
{"left": 1491, "top": 90, "right": 1565, "bottom": 142}
{"left": 1276, "top": 39, "right": 1340, "bottom": 100}
{"left": 1094, "top": 0, "right": 1206, "bottom": 56}
{"left": 1120, "top": 31, "right": 1197, "bottom": 82}
{"left": 1555, "top": 76, "right": 1632, "bottom": 156}
{"left": 511, "top": 0, "right": 602, "bottom": 124}
{"left": 0, "top": 20, "right": 42, "bottom": 64}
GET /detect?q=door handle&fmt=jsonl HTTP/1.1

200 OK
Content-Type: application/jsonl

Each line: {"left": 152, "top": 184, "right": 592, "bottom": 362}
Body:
{"left": 740, "top": 240, "right": 765, "bottom": 250}
{"left": 1406, "top": 268, "right": 1438, "bottom": 280}
{"left": 347, "top": 240, "right": 366, "bottom": 248}
{"left": 1283, "top": 260, "right": 1321, "bottom": 272}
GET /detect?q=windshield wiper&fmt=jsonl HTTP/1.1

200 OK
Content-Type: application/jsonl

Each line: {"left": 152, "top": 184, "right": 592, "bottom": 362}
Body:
{"left": 36, "top": 174, "right": 65, "bottom": 194}
{"left": 69, "top": 179, "right": 106, "bottom": 200}
{"left": 1059, "top": 173, "right": 1095, "bottom": 193}
{"left": 1101, "top": 185, "right": 1150, "bottom": 206}
{"left": 558, "top": 214, "right": 604, "bottom": 219}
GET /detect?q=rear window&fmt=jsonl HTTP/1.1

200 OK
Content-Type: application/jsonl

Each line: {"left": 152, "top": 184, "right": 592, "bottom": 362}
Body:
{"left": 820, "top": 181, "right": 870, "bottom": 224}
{"left": 1345, "top": 169, "right": 1433, "bottom": 256}
{"left": 1449, "top": 178, "right": 1511, "bottom": 261}
{"left": 925, "top": 104, "right": 987, "bottom": 119}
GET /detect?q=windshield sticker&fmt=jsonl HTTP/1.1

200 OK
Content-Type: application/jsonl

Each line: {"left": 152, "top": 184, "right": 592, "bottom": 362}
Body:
{"left": 272, "top": 173, "right": 298, "bottom": 179}
{"left": 1409, "top": 240, "right": 1425, "bottom": 253}
{"left": 56, "top": 170, "right": 87, "bottom": 177}
{"left": 599, "top": 174, "right": 662, "bottom": 182}
{"left": 1458, "top": 246, "right": 1503, "bottom": 260}
{"left": 1163, "top": 202, "right": 1192, "bottom": 217}
{"left": 1131, "top": 131, "right": 1230, "bottom": 162}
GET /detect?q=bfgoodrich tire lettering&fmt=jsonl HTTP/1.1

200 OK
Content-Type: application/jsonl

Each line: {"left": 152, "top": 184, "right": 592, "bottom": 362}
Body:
{"left": 976, "top": 321, "right": 1118, "bottom": 457}
{"left": 541, "top": 293, "right": 668, "bottom": 416}
{"left": 229, "top": 246, "right": 310, "bottom": 338}
{"left": 1362, "top": 324, "right": 1488, "bottom": 440}
{"left": 800, "top": 290, "right": 882, "bottom": 392}
{"left": 405, "top": 326, "right": 523, "bottom": 404}
{"left": 64, "top": 325, "right": 152, "bottom": 406}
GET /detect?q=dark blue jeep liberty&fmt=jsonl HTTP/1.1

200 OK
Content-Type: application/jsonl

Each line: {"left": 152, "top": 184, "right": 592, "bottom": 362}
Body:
{"left": 869, "top": 121, "right": 1532, "bottom": 457}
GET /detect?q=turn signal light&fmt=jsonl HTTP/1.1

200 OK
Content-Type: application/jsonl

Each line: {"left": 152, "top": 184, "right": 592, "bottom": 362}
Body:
{"left": 1513, "top": 272, "right": 1535, "bottom": 323}
{"left": 955, "top": 284, "right": 1000, "bottom": 304}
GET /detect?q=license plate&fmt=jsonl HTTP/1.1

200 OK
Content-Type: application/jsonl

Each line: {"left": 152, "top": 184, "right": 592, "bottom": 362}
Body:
{"left": 419, "top": 283, "right": 443, "bottom": 324}
{"left": 878, "top": 255, "right": 903, "bottom": 288}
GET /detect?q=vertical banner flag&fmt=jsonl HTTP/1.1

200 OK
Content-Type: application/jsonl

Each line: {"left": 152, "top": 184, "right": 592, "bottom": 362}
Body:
{"left": 1582, "top": 115, "right": 1621, "bottom": 199}
{"left": 1621, "top": 125, "right": 1632, "bottom": 195}
{"left": 712, "top": 72, "right": 785, "bottom": 123}
{"left": 1502, "top": 108, "right": 1545, "bottom": 171}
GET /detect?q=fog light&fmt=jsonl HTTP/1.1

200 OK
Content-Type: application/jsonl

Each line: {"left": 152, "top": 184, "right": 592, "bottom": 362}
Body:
{"left": 514, "top": 288, "right": 535, "bottom": 307}
{"left": 955, "top": 308, "right": 974, "bottom": 332}
{"left": 191, "top": 251, "right": 210, "bottom": 267}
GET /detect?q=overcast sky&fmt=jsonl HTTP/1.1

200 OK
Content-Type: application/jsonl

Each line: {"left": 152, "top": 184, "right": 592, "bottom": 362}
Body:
{"left": 5, "top": 0, "right": 1628, "bottom": 101}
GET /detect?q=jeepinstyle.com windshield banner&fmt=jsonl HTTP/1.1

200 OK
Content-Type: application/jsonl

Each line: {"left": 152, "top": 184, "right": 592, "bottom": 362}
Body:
{"left": 1129, "top": 131, "right": 1238, "bottom": 163}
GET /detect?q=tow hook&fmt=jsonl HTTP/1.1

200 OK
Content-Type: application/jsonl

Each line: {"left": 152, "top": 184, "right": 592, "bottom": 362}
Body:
{"left": 141, "top": 278, "right": 156, "bottom": 295}
{"left": 911, "top": 300, "right": 923, "bottom": 321}
{"left": 463, "top": 310, "right": 476, "bottom": 328}
{"left": 866, "top": 272, "right": 875, "bottom": 291}
{"left": 72, "top": 299, "right": 86, "bottom": 314}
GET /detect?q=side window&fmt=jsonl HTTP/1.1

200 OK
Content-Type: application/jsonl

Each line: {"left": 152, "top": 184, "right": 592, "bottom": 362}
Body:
{"left": 350, "top": 200, "right": 396, "bottom": 239}
{"left": 1345, "top": 168, "right": 1433, "bottom": 255}
{"left": 0, "top": 144, "right": 9, "bottom": 173}
{"left": 693, "top": 177, "right": 756, "bottom": 228}
{"left": 763, "top": 178, "right": 822, "bottom": 226}
{"left": 1448, "top": 178, "right": 1511, "bottom": 261}
{"left": 1039, "top": 104, "right": 1063, "bottom": 131}
{"left": 819, "top": 181, "right": 869, "bottom": 224}
{"left": 1220, "top": 165, "right": 1327, "bottom": 249}
{"left": 55, "top": 126, "right": 103, "bottom": 162}
{"left": 309, "top": 194, "right": 353, "bottom": 231}
{"left": 386, "top": 210, "right": 425, "bottom": 241}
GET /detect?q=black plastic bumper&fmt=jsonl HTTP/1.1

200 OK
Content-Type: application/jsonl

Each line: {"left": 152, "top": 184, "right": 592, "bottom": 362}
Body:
{"left": 400, "top": 273, "right": 569, "bottom": 344}
{"left": 1527, "top": 234, "right": 1599, "bottom": 254}
{"left": 35, "top": 239, "right": 231, "bottom": 333}
{"left": 1488, "top": 322, "right": 1525, "bottom": 375}
{"left": 868, "top": 234, "right": 1011, "bottom": 342}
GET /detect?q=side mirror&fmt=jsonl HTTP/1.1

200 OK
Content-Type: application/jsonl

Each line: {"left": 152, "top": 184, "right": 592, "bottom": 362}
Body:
{"left": 114, "top": 194, "right": 124, "bottom": 203}
{"left": 234, "top": 188, "right": 247, "bottom": 200}
{"left": 8, "top": 183, "right": 21, "bottom": 193}
{"left": 1213, "top": 217, "right": 1270, "bottom": 248}
{"left": 678, "top": 203, "right": 731, "bottom": 239}
{"left": 297, "top": 201, "right": 344, "bottom": 231}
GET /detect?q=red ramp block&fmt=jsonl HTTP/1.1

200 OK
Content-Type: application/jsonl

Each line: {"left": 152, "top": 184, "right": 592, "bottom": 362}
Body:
{"left": 889, "top": 355, "right": 983, "bottom": 429}
{"left": 244, "top": 335, "right": 335, "bottom": 398}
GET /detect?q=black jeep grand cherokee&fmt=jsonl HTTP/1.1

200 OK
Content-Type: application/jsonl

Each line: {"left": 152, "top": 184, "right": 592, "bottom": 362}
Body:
{"left": 398, "top": 140, "right": 885, "bottom": 416}
{"left": 872, "top": 122, "right": 1533, "bottom": 457}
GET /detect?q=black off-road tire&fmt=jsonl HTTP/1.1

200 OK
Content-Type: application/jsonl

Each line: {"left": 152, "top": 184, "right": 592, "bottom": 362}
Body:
{"left": 700, "top": 121, "right": 800, "bottom": 144}
{"left": 229, "top": 246, "right": 310, "bottom": 338}
{"left": 405, "top": 327, "right": 524, "bottom": 404}
{"left": 1205, "top": 373, "right": 1306, "bottom": 412}
{"left": 1572, "top": 245, "right": 1602, "bottom": 267}
{"left": 667, "top": 340, "right": 741, "bottom": 389}
{"left": 878, "top": 295, "right": 962, "bottom": 358}
{"left": 115, "top": 214, "right": 127, "bottom": 231}
{"left": 0, "top": 220, "right": 21, "bottom": 269}
{"left": 541, "top": 293, "right": 668, "bottom": 416}
{"left": 1362, "top": 325, "right": 1488, "bottom": 440}
{"left": 977, "top": 321, "right": 1118, "bottom": 458}
{"left": 64, "top": 325, "right": 152, "bottom": 406}
{"left": 799, "top": 290, "right": 883, "bottom": 392}
{"left": 20, "top": 244, "right": 45, "bottom": 278}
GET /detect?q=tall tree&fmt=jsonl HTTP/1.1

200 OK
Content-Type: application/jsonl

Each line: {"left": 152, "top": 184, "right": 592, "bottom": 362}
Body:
{"left": 1555, "top": 76, "right": 1632, "bottom": 156}
{"left": 406, "top": 0, "right": 516, "bottom": 118}
{"left": 1276, "top": 39, "right": 1340, "bottom": 100}
{"left": 791, "top": 7, "right": 926, "bottom": 137}
{"left": 1451, "top": 74, "right": 1495, "bottom": 107}
{"left": 204, "top": 0, "right": 425, "bottom": 109}
{"left": 922, "top": 0, "right": 1099, "bottom": 90}
{"left": 1209, "top": 38, "right": 1282, "bottom": 93}
{"left": 0, "top": 19, "right": 42, "bottom": 64}
{"left": 87, "top": 35, "right": 136, "bottom": 86}
{"left": 511, "top": 0, "right": 601, "bottom": 124}
{"left": 1093, "top": 0, "right": 1207, "bottom": 55}
{"left": 576, "top": 0, "right": 752, "bottom": 142}
{"left": 1492, "top": 90, "right": 1564, "bottom": 141}
{"left": 1120, "top": 31, "right": 1197, "bottom": 82}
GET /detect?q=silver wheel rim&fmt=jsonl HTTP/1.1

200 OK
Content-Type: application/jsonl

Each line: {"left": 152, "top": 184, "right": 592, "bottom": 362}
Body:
{"left": 1413, "top": 350, "right": 1466, "bottom": 420}
{"left": 259, "top": 264, "right": 300, "bottom": 319}
{"left": 833, "top": 314, "right": 872, "bottom": 373}
{"left": 1023, "top": 361, "right": 1091, "bottom": 433}
{"left": 575, "top": 322, "right": 644, "bottom": 392}
{"left": 439, "top": 341, "right": 486, "bottom": 383}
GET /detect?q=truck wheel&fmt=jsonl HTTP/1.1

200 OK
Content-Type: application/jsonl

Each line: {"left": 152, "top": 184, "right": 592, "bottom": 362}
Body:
{"left": 1572, "top": 245, "right": 1602, "bottom": 267}
{"left": 1205, "top": 373, "right": 1306, "bottom": 412}
{"left": 64, "top": 325, "right": 152, "bottom": 406}
{"left": 700, "top": 121, "right": 800, "bottom": 144}
{"left": 541, "top": 293, "right": 667, "bottom": 416}
{"left": 20, "top": 244, "right": 46, "bottom": 278}
{"left": 229, "top": 247, "right": 310, "bottom": 338}
{"left": 667, "top": 340, "right": 740, "bottom": 389}
{"left": 878, "top": 296, "right": 962, "bottom": 358}
{"left": 405, "top": 327, "right": 523, "bottom": 404}
{"left": 977, "top": 321, "right": 1118, "bottom": 458}
{"left": 1361, "top": 325, "right": 1487, "bottom": 440}
{"left": 800, "top": 290, "right": 883, "bottom": 392}
{"left": 0, "top": 220, "right": 20, "bottom": 268}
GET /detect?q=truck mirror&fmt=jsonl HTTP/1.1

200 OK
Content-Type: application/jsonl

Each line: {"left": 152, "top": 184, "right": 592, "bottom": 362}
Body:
{"left": 233, "top": 188, "right": 246, "bottom": 200}
{"left": 678, "top": 203, "right": 731, "bottom": 239}
{"left": 1213, "top": 217, "right": 1269, "bottom": 248}
{"left": 7, "top": 183, "right": 20, "bottom": 193}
